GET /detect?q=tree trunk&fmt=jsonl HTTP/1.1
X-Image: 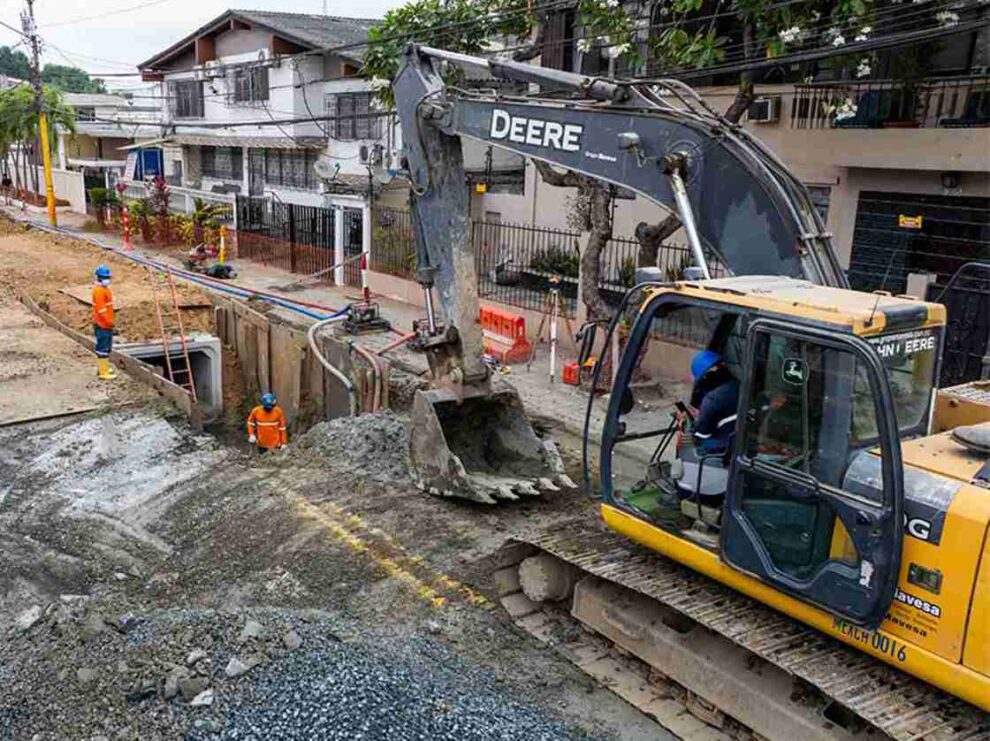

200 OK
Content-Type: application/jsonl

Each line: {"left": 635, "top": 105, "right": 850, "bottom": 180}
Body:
{"left": 532, "top": 161, "right": 614, "bottom": 321}
{"left": 580, "top": 182, "right": 613, "bottom": 322}
{"left": 634, "top": 25, "right": 758, "bottom": 272}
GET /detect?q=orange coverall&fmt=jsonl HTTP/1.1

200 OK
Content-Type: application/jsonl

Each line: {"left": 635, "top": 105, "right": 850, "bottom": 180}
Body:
{"left": 92, "top": 285, "right": 114, "bottom": 329}
{"left": 246, "top": 405, "right": 288, "bottom": 449}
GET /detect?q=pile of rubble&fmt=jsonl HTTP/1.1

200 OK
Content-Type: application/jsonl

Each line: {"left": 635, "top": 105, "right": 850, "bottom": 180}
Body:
{"left": 5, "top": 600, "right": 586, "bottom": 740}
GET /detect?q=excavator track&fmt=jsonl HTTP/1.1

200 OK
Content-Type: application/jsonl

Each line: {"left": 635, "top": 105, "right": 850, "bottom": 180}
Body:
{"left": 493, "top": 520, "right": 989, "bottom": 741}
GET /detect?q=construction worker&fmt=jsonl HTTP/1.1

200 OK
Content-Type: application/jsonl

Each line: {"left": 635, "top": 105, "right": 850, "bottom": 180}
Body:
{"left": 92, "top": 265, "right": 117, "bottom": 381}
{"left": 247, "top": 392, "right": 288, "bottom": 453}
{"left": 688, "top": 350, "right": 739, "bottom": 454}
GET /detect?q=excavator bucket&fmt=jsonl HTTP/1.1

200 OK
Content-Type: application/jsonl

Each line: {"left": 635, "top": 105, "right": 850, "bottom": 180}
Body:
{"left": 409, "top": 381, "right": 575, "bottom": 504}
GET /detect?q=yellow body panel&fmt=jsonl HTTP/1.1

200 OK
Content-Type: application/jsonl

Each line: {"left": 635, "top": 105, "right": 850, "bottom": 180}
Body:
{"left": 900, "top": 431, "right": 988, "bottom": 483}
{"left": 601, "top": 503, "right": 990, "bottom": 711}
{"left": 964, "top": 531, "right": 990, "bottom": 675}
{"left": 643, "top": 277, "right": 946, "bottom": 337}
{"left": 934, "top": 381, "right": 990, "bottom": 433}
{"left": 884, "top": 483, "right": 990, "bottom": 661}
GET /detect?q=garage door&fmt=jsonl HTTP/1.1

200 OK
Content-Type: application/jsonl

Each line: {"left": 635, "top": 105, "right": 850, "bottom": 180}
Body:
{"left": 847, "top": 191, "right": 989, "bottom": 294}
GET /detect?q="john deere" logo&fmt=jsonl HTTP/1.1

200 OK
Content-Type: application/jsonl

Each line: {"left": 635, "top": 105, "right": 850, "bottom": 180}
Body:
{"left": 489, "top": 109, "right": 583, "bottom": 152}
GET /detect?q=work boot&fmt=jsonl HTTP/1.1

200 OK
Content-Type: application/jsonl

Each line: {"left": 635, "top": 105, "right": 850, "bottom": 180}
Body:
{"left": 97, "top": 358, "right": 118, "bottom": 381}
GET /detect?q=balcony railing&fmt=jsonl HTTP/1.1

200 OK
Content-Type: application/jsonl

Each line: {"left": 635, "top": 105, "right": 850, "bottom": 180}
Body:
{"left": 790, "top": 75, "right": 990, "bottom": 129}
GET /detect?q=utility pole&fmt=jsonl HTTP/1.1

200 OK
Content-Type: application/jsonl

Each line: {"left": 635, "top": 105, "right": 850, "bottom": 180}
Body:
{"left": 23, "top": 0, "right": 57, "bottom": 226}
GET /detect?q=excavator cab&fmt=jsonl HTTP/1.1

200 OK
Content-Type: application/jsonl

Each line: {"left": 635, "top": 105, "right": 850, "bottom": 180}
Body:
{"left": 599, "top": 277, "right": 944, "bottom": 628}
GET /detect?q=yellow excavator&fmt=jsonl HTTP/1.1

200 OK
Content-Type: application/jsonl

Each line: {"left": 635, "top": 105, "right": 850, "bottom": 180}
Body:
{"left": 392, "top": 45, "right": 990, "bottom": 738}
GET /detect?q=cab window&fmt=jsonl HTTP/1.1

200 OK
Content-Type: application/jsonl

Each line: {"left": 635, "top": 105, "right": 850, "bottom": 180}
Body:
{"left": 744, "top": 333, "right": 881, "bottom": 495}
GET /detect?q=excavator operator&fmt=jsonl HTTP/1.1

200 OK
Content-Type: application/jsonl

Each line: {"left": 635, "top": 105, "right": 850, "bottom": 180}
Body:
{"left": 688, "top": 350, "right": 739, "bottom": 454}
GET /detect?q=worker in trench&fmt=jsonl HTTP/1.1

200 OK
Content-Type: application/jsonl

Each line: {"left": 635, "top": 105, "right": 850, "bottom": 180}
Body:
{"left": 92, "top": 265, "right": 117, "bottom": 381}
{"left": 247, "top": 392, "right": 289, "bottom": 454}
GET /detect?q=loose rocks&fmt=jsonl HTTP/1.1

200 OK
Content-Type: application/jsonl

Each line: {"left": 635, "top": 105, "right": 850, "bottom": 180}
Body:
{"left": 14, "top": 605, "right": 42, "bottom": 632}
{"left": 296, "top": 411, "right": 410, "bottom": 482}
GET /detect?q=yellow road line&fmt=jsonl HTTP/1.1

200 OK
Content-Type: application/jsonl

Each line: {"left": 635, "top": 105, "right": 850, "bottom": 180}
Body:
{"left": 289, "top": 494, "right": 489, "bottom": 608}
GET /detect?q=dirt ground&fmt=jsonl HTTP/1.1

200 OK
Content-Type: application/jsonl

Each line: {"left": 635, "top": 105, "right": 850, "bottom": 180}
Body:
{"left": 0, "top": 219, "right": 668, "bottom": 739}
{"left": 0, "top": 220, "right": 212, "bottom": 342}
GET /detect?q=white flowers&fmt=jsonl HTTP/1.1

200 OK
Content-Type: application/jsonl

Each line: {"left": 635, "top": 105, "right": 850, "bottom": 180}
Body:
{"left": 834, "top": 98, "right": 858, "bottom": 121}
{"left": 856, "top": 59, "right": 872, "bottom": 78}
{"left": 936, "top": 10, "right": 960, "bottom": 26}
{"left": 370, "top": 77, "right": 390, "bottom": 90}
{"left": 606, "top": 42, "right": 631, "bottom": 59}
{"left": 605, "top": 0, "right": 619, "bottom": 8}
{"left": 577, "top": 38, "right": 594, "bottom": 53}
{"left": 778, "top": 26, "right": 803, "bottom": 44}
{"left": 825, "top": 27, "right": 846, "bottom": 46}
{"left": 855, "top": 25, "right": 872, "bottom": 41}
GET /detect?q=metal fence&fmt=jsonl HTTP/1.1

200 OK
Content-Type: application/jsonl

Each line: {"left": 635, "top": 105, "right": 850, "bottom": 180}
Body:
{"left": 472, "top": 219, "right": 581, "bottom": 317}
{"left": 791, "top": 74, "right": 990, "bottom": 129}
{"left": 236, "top": 196, "right": 336, "bottom": 279}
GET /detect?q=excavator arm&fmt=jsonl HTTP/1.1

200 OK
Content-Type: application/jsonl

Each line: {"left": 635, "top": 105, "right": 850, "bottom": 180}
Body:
{"left": 392, "top": 44, "right": 847, "bottom": 503}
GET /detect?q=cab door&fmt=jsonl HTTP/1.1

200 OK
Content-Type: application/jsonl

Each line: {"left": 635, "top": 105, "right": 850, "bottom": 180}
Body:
{"left": 721, "top": 320, "right": 904, "bottom": 629}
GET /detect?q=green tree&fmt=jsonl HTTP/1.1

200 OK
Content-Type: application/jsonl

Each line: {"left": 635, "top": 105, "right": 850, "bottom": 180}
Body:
{"left": 0, "top": 85, "right": 75, "bottom": 195}
{"left": 0, "top": 46, "right": 31, "bottom": 80}
{"left": 42, "top": 63, "right": 107, "bottom": 94}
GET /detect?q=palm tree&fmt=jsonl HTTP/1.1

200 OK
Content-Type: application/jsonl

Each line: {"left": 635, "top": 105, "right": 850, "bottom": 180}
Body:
{"left": 0, "top": 84, "right": 75, "bottom": 199}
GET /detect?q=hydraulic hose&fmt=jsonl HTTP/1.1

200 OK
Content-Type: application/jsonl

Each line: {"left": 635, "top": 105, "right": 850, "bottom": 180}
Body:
{"left": 350, "top": 342, "right": 382, "bottom": 413}
{"left": 375, "top": 331, "right": 415, "bottom": 356}
{"left": 308, "top": 316, "right": 357, "bottom": 417}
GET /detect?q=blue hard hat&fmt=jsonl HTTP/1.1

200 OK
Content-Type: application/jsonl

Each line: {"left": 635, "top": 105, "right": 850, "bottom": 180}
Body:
{"left": 94, "top": 265, "right": 111, "bottom": 280}
{"left": 260, "top": 392, "right": 277, "bottom": 409}
{"left": 691, "top": 350, "right": 721, "bottom": 380}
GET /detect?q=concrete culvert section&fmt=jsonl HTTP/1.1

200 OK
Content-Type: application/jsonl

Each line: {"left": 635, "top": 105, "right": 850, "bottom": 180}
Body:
{"left": 117, "top": 335, "right": 223, "bottom": 421}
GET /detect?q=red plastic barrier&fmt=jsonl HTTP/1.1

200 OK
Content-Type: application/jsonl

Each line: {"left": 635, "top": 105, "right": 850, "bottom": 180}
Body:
{"left": 480, "top": 305, "right": 532, "bottom": 364}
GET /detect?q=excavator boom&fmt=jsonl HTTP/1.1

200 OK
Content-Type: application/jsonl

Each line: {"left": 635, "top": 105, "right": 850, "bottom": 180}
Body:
{"left": 393, "top": 44, "right": 849, "bottom": 504}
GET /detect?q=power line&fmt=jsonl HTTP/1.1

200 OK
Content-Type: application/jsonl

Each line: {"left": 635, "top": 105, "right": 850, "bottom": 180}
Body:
{"left": 40, "top": 0, "right": 173, "bottom": 29}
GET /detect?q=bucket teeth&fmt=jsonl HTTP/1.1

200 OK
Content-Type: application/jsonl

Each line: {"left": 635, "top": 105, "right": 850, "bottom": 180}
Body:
{"left": 537, "top": 477, "right": 560, "bottom": 492}
{"left": 493, "top": 485, "right": 519, "bottom": 501}
{"left": 515, "top": 482, "right": 540, "bottom": 497}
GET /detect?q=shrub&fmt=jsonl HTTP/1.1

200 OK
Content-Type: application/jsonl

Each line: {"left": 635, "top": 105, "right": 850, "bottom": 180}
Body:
{"left": 529, "top": 244, "right": 579, "bottom": 278}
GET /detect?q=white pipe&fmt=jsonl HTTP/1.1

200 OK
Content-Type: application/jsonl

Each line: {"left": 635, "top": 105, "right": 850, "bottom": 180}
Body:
{"left": 307, "top": 316, "right": 357, "bottom": 417}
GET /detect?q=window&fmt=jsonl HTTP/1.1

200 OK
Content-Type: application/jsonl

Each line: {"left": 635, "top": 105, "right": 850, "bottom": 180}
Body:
{"left": 743, "top": 333, "right": 879, "bottom": 488}
{"left": 200, "top": 146, "right": 243, "bottom": 181}
{"left": 263, "top": 148, "right": 318, "bottom": 190}
{"left": 542, "top": 10, "right": 576, "bottom": 71}
{"left": 230, "top": 65, "right": 269, "bottom": 103}
{"left": 327, "top": 93, "right": 382, "bottom": 141}
{"left": 169, "top": 79, "right": 204, "bottom": 119}
{"left": 75, "top": 107, "right": 95, "bottom": 122}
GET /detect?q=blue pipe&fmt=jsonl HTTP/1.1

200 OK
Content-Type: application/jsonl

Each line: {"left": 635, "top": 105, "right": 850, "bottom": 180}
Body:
{"left": 25, "top": 219, "right": 347, "bottom": 321}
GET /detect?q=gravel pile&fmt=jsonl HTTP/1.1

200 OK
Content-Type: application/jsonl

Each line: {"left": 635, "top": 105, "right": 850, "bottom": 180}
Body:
{"left": 2, "top": 604, "right": 587, "bottom": 740}
{"left": 296, "top": 411, "right": 410, "bottom": 482}
{"left": 199, "top": 630, "right": 585, "bottom": 741}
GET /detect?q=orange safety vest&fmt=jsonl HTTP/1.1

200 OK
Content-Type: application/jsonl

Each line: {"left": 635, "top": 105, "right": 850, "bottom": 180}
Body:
{"left": 92, "top": 284, "right": 114, "bottom": 329}
{"left": 246, "top": 405, "right": 288, "bottom": 449}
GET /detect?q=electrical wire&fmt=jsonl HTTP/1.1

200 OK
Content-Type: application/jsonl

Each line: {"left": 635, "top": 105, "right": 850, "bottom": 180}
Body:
{"left": 40, "top": 0, "right": 173, "bottom": 29}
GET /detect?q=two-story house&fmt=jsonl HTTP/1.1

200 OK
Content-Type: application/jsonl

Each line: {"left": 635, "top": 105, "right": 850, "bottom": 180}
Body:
{"left": 136, "top": 10, "right": 398, "bottom": 227}
{"left": 472, "top": 6, "right": 990, "bottom": 301}
{"left": 57, "top": 92, "right": 162, "bottom": 192}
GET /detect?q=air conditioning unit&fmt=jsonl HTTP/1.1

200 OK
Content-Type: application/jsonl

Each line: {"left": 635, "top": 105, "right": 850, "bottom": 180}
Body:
{"left": 203, "top": 60, "right": 225, "bottom": 79}
{"left": 748, "top": 97, "right": 781, "bottom": 123}
{"left": 359, "top": 143, "right": 383, "bottom": 166}
{"left": 193, "top": 67, "right": 209, "bottom": 82}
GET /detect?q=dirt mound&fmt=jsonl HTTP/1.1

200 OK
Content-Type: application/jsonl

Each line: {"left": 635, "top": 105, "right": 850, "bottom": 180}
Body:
{"left": 0, "top": 220, "right": 212, "bottom": 342}
{"left": 296, "top": 411, "right": 411, "bottom": 482}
